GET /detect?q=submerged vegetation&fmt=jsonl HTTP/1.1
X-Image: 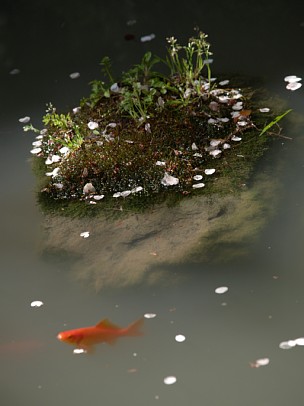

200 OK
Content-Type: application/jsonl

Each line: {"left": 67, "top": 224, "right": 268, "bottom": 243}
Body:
{"left": 25, "top": 30, "right": 290, "bottom": 216}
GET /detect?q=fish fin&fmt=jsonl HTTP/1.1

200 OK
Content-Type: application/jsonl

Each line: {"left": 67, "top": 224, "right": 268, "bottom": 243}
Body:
{"left": 126, "top": 318, "right": 144, "bottom": 336}
{"left": 96, "top": 319, "right": 120, "bottom": 330}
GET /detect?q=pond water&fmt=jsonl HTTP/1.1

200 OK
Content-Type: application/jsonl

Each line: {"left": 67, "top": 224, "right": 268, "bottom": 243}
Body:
{"left": 1, "top": 1, "right": 304, "bottom": 405}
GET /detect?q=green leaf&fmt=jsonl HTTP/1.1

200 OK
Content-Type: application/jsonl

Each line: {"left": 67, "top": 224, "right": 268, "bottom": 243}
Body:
{"left": 260, "top": 109, "right": 292, "bottom": 136}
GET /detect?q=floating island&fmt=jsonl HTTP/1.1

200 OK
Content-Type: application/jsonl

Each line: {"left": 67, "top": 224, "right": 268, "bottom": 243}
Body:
{"left": 24, "top": 30, "right": 290, "bottom": 216}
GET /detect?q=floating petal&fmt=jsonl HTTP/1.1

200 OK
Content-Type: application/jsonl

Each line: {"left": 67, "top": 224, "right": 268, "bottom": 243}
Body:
{"left": 131, "top": 186, "right": 143, "bottom": 193}
{"left": 163, "top": 376, "right": 177, "bottom": 385}
{"left": 284, "top": 75, "right": 302, "bottom": 83}
{"left": 73, "top": 348, "right": 86, "bottom": 354}
{"left": 161, "top": 173, "right": 179, "bottom": 186}
{"left": 140, "top": 33, "right": 156, "bottom": 42}
{"left": 259, "top": 108, "right": 270, "bottom": 113}
{"left": 69, "top": 72, "right": 80, "bottom": 79}
{"left": 294, "top": 337, "right": 304, "bottom": 346}
{"left": 113, "top": 192, "right": 122, "bottom": 197}
{"left": 30, "top": 300, "right": 44, "bottom": 307}
{"left": 144, "top": 313, "right": 157, "bottom": 319}
{"left": 219, "top": 79, "right": 229, "bottom": 86}
{"left": 193, "top": 175, "right": 203, "bottom": 180}
{"left": 175, "top": 334, "right": 186, "bottom": 342}
{"left": 80, "top": 231, "right": 90, "bottom": 238}
{"left": 286, "top": 82, "right": 302, "bottom": 91}
{"left": 223, "top": 143, "right": 231, "bottom": 149}
{"left": 215, "top": 286, "right": 228, "bottom": 294}
{"left": 19, "top": 116, "right": 30, "bottom": 123}
{"left": 231, "top": 135, "right": 242, "bottom": 141}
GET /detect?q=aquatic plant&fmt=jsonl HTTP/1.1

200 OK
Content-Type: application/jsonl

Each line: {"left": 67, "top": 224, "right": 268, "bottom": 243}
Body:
{"left": 24, "top": 30, "right": 290, "bottom": 216}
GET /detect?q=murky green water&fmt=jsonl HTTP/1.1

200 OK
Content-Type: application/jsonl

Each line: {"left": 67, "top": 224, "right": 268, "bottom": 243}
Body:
{"left": 1, "top": 1, "right": 304, "bottom": 405}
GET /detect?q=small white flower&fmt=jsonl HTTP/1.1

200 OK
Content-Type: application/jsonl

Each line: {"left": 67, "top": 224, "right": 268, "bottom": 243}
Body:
{"left": 88, "top": 121, "right": 99, "bottom": 130}
{"left": 161, "top": 172, "right": 179, "bottom": 186}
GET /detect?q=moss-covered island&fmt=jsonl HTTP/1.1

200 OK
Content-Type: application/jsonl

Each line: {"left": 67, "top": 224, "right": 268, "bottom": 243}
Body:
{"left": 25, "top": 30, "right": 290, "bottom": 216}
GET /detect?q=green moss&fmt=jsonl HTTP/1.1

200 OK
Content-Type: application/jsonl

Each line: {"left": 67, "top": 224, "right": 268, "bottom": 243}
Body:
{"left": 26, "top": 32, "right": 290, "bottom": 218}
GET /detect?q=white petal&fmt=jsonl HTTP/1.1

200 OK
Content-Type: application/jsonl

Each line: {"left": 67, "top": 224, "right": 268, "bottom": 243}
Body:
{"left": 284, "top": 75, "right": 302, "bottom": 83}
{"left": 59, "top": 146, "right": 70, "bottom": 154}
{"left": 259, "top": 108, "right": 270, "bottom": 113}
{"left": 295, "top": 337, "right": 304, "bottom": 346}
{"left": 73, "top": 348, "right": 86, "bottom": 354}
{"left": 193, "top": 153, "right": 203, "bottom": 157}
{"left": 113, "top": 192, "right": 122, "bottom": 197}
{"left": 215, "top": 286, "right": 228, "bottom": 294}
{"left": 219, "top": 79, "right": 229, "bottom": 86}
{"left": 32, "top": 140, "right": 42, "bottom": 147}
{"left": 209, "top": 149, "right": 221, "bottom": 157}
{"left": 175, "top": 334, "right": 186, "bottom": 342}
{"left": 191, "top": 142, "right": 198, "bottom": 150}
{"left": 45, "top": 157, "right": 53, "bottom": 165}
{"left": 54, "top": 183, "right": 63, "bottom": 189}
{"left": 286, "top": 82, "right": 302, "bottom": 91}
{"left": 30, "top": 147, "right": 42, "bottom": 154}
{"left": 223, "top": 143, "right": 231, "bottom": 149}
{"left": 73, "top": 106, "right": 81, "bottom": 114}
{"left": 110, "top": 83, "right": 120, "bottom": 92}
{"left": 210, "top": 139, "right": 221, "bottom": 147}
{"left": 161, "top": 173, "right": 179, "bottom": 186}
{"left": 255, "top": 358, "right": 270, "bottom": 366}
{"left": 231, "top": 135, "right": 242, "bottom": 141}
{"left": 131, "top": 186, "right": 143, "bottom": 193}
{"left": 69, "top": 72, "right": 80, "bottom": 79}
{"left": 30, "top": 300, "right": 44, "bottom": 307}
{"left": 140, "top": 33, "right": 156, "bottom": 42}
{"left": 192, "top": 183, "right": 205, "bottom": 189}
{"left": 80, "top": 231, "right": 90, "bottom": 238}
{"left": 93, "top": 195, "right": 104, "bottom": 200}
{"left": 83, "top": 183, "right": 96, "bottom": 194}
{"left": 51, "top": 155, "right": 61, "bottom": 163}
{"left": 156, "top": 161, "right": 166, "bottom": 166}
{"left": 144, "top": 313, "right": 157, "bottom": 319}
{"left": 205, "top": 168, "right": 215, "bottom": 175}
{"left": 121, "top": 190, "right": 131, "bottom": 197}
{"left": 88, "top": 121, "right": 99, "bottom": 130}
{"left": 164, "top": 376, "right": 177, "bottom": 385}
{"left": 232, "top": 102, "right": 243, "bottom": 110}
{"left": 19, "top": 116, "right": 30, "bottom": 123}
{"left": 237, "top": 121, "right": 248, "bottom": 126}
{"left": 193, "top": 175, "right": 203, "bottom": 180}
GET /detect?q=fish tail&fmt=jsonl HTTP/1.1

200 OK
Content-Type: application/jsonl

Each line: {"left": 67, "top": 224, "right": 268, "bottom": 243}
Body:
{"left": 126, "top": 317, "right": 144, "bottom": 336}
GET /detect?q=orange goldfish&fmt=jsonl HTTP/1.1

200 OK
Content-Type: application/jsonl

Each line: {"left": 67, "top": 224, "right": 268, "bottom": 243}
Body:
{"left": 57, "top": 317, "right": 144, "bottom": 352}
